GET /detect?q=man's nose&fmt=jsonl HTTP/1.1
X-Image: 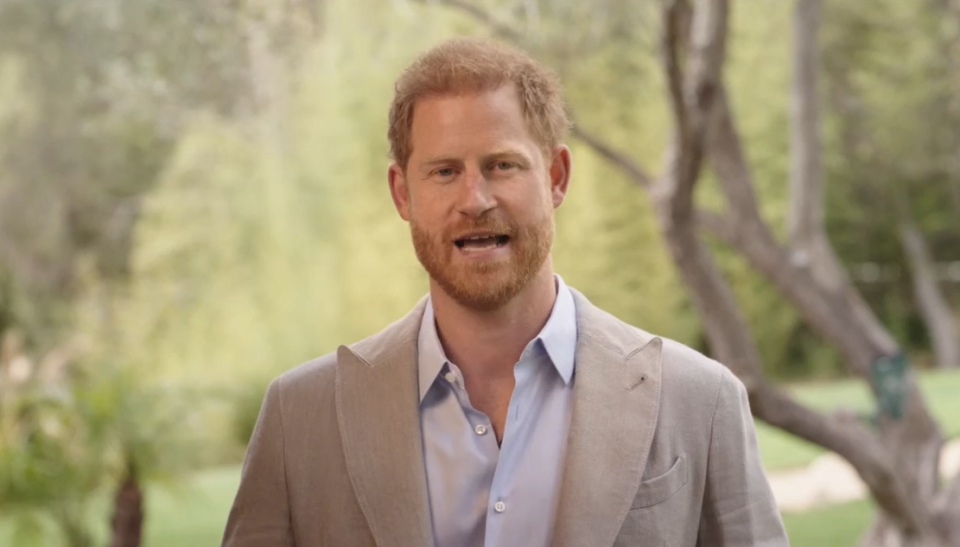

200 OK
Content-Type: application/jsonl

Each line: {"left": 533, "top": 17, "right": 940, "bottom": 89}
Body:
{"left": 456, "top": 168, "right": 496, "bottom": 217}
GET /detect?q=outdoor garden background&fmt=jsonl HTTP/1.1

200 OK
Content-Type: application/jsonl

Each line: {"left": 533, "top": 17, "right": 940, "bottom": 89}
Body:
{"left": 1, "top": 0, "right": 960, "bottom": 545}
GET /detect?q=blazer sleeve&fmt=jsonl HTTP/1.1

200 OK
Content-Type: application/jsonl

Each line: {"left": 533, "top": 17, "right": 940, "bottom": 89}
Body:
{"left": 222, "top": 379, "right": 295, "bottom": 547}
{"left": 696, "top": 368, "right": 789, "bottom": 547}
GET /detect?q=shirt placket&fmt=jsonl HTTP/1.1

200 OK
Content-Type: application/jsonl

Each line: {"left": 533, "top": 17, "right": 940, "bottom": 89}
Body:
{"left": 482, "top": 347, "right": 540, "bottom": 546}
{"left": 442, "top": 362, "right": 501, "bottom": 545}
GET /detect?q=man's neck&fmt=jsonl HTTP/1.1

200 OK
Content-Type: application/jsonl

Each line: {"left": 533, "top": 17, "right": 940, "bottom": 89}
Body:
{"left": 430, "top": 260, "right": 558, "bottom": 380}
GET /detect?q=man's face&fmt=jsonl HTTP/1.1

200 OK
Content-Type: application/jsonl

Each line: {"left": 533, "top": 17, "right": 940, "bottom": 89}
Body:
{"left": 388, "top": 84, "right": 570, "bottom": 311}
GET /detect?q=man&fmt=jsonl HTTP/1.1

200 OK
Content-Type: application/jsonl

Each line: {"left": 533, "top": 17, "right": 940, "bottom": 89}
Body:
{"left": 222, "top": 38, "right": 788, "bottom": 547}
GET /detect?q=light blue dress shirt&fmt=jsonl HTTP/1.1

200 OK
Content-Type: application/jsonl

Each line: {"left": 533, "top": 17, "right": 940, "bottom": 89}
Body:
{"left": 417, "top": 275, "right": 578, "bottom": 547}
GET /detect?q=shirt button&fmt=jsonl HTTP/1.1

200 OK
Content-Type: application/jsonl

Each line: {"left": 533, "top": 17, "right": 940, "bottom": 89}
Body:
{"left": 444, "top": 371, "right": 457, "bottom": 384}
{"left": 494, "top": 501, "right": 506, "bottom": 513}
{"left": 474, "top": 424, "right": 487, "bottom": 435}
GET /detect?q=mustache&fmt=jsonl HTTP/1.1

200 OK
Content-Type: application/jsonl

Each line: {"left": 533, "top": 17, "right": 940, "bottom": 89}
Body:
{"left": 445, "top": 217, "right": 518, "bottom": 239}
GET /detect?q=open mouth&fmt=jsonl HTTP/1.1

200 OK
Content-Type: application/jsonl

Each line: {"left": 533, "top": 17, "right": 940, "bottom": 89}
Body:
{"left": 454, "top": 234, "right": 510, "bottom": 251}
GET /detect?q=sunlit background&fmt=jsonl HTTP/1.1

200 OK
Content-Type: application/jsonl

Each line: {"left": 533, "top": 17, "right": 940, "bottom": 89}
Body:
{"left": 1, "top": 0, "right": 959, "bottom": 545}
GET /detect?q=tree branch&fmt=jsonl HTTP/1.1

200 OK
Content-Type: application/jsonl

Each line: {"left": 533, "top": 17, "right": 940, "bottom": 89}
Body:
{"left": 422, "top": 0, "right": 521, "bottom": 41}
{"left": 705, "top": 79, "right": 948, "bottom": 536}
{"left": 570, "top": 125, "right": 653, "bottom": 188}
{"left": 656, "top": 0, "right": 726, "bottom": 226}
{"left": 900, "top": 218, "right": 960, "bottom": 369}
{"left": 653, "top": 3, "right": 929, "bottom": 530}
{"left": 788, "top": 0, "right": 823, "bottom": 248}
{"left": 753, "top": 384, "right": 929, "bottom": 532}
{"left": 696, "top": 209, "right": 738, "bottom": 242}
{"left": 662, "top": 1, "right": 690, "bottom": 155}
{"left": 782, "top": 0, "right": 854, "bottom": 297}
{"left": 705, "top": 86, "right": 762, "bottom": 216}
{"left": 707, "top": 86, "right": 897, "bottom": 371}
{"left": 655, "top": 0, "right": 769, "bottom": 387}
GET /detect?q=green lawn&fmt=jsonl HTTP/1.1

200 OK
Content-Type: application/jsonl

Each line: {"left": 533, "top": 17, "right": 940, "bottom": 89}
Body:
{"left": 0, "top": 468, "right": 239, "bottom": 547}
{"left": 142, "top": 467, "right": 240, "bottom": 547}
{"left": 756, "top": 368, "right": 960, "bottom": 470}
{"left": 782, "top": 499, "right": 873, "bottom": 546}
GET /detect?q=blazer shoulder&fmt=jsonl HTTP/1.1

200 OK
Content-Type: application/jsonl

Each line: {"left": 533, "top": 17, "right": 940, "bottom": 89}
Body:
{"left": 575, "top": 289, "right": 730, "bottom": 399}
{"left": 659, "top": 337, "right": 725, "bottom": 377}
{"left": 274, "top": 351, "right": 338, "bottom": 403}
{"left": 658, "top": 336, "right": 742, "bottom": 411}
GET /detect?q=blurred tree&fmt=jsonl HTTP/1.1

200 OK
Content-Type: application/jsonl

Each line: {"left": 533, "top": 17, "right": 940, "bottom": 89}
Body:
{"left": 0, "top": 1, "right": 322, "bottom": 545}
{"left": 0, "top": 0, "right": 321, "bottom": 351}
{"left": 0, "top": 356, "right": 201, "bottom": 547}
{"left": 820, "top": 0, "right": 960, "bottom": 370}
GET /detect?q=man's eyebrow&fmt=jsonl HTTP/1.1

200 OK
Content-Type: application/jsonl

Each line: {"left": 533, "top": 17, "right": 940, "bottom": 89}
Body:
{"left": 418, "top": 156, "right": 461, "bottom": 172}
{"left": 482, "top": 149, "right": 529, "bottom": 162}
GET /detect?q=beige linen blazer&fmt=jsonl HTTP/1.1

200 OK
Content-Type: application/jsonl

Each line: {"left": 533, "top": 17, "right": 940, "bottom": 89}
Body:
{"left": 222, "top": 289, "right": 789, "bottom": 547}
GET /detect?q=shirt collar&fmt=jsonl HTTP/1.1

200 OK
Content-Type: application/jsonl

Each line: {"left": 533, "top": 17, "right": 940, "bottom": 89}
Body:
{"left": 538, "top": 274, "right": 577, "bottom": 385}
{"left": 417, "top": 274, "right": 578, "bottom": 404}
{"left": 417, "top": 303, "right": 448, "bottom": 403}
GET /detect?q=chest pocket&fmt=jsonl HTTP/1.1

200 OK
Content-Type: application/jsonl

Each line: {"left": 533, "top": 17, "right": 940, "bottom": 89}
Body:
{"left": 630, "top": 453, "right": 688, "bottom": 509}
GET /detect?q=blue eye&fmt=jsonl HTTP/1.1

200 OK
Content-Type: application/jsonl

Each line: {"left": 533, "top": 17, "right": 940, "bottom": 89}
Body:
{"left": 496, "top": 162, "right": 514, "bottom": 170}
{"left": 436, "top": 168, "right": 455, "bottom": 177}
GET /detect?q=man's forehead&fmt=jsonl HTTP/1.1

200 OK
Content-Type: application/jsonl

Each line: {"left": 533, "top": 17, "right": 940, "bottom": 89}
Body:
{"left": 410, "top": 84, "right": 521, "bottom": 120}
{"left": 408, "top": 87, "right": 530, "bottom": 148}
{"left": 413, "top": 80, "right": 518, "bottom": 104}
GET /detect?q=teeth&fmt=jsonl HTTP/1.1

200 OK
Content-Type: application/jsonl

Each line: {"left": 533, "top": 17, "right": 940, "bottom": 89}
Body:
{"left": 454, "top": 234, "right": 507, "bottom": 249}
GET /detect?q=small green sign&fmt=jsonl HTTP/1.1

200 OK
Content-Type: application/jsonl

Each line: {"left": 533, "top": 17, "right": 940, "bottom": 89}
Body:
{"left": 870, "top": 353, "right": 909, "bottom": 421}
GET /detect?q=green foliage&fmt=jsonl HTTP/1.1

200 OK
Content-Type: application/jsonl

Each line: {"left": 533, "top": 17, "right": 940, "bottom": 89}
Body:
{"left": 0, "top": 362, "right": 202, "bottom": 546}
{"left": 230, "top": 379, "right": 271, "bottom": 450}
{"left": 821, "top": 0, "right": 960, "bottom": 355}
{"left": 0, "top": 0, "right": 269, "bottom": 350}
{"left": 0, "top": 383, "right": 102, "bottom": 547}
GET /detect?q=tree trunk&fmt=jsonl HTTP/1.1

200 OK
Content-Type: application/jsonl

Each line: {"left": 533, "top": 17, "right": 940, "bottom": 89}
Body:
{"left": 704, "top": 77, "right": 957, "bottom": 547}
{"left": 109, "top": 464, "right": 144, "bottom": 547}
{"left": 715, "top": 0, "right": 953, "bottom": 542}
{"left": 900, "top": 220, "right": 960, "bottom": 369}
{"left": 660, "top": 0, "right": 958, "bottom": 544}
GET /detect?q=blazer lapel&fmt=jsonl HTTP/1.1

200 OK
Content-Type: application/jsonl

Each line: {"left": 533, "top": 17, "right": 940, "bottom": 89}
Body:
{"left": 553, "top": 290, "right": 664, "bottom": 547}
{"left": 336, "top": 299, "right": 434, "bottom": 547}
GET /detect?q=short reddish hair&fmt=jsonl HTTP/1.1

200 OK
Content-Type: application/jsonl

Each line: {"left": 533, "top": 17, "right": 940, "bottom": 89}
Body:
{"left": 388, "top": 38, "right": 570, "bottom": 170}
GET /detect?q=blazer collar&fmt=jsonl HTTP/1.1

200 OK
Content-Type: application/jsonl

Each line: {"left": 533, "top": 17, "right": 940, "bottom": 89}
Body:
{"left": 336, "top": 296, "right": 434, "bottom": 547}
{"left": 551, "top": 289, "right": 663, "bottom": 547}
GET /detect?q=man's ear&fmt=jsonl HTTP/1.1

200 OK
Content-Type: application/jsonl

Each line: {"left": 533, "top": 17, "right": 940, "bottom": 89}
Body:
{"left": 548, "top": 144, "right": 572, "bottom": 209}
{"left": 388, "top": 163, "right": 411, "bottom": 221}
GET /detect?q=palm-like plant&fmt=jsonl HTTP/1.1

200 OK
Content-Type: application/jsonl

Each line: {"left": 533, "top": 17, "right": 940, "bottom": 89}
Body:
{"left": 0, "top": 355, "right": 201, "bottom": 547}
